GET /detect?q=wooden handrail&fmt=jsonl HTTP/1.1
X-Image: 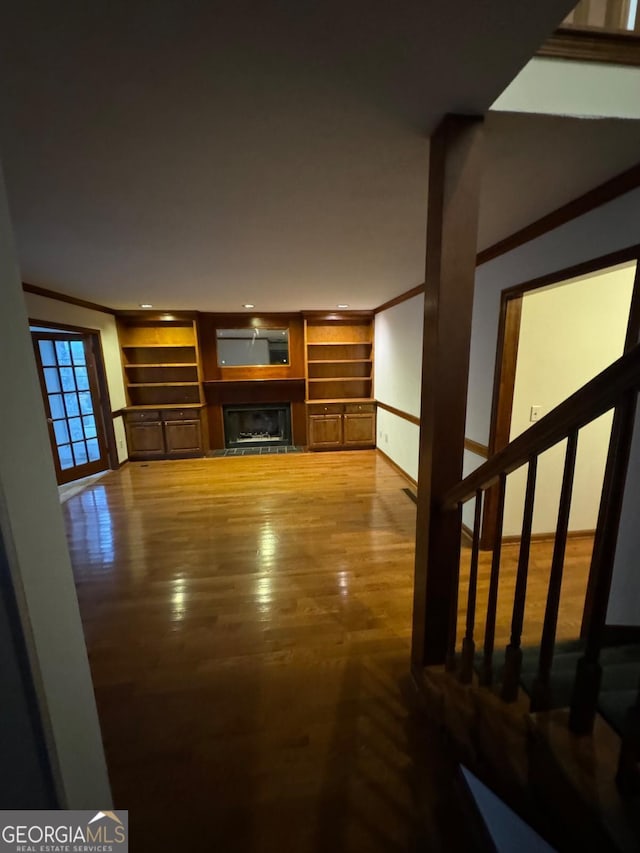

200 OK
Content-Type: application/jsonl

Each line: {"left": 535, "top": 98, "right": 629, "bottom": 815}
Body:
{"left": 443, "top": 344, "right": 640, "bottom": 509}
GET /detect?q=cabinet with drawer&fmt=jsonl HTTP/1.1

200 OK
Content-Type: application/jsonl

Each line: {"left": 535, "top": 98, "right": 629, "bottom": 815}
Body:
{"left": 306, "top": 402, "right": 375, "bottom": 451}
{"left": 124, "top": 407, "right": 205, "bottom": 460}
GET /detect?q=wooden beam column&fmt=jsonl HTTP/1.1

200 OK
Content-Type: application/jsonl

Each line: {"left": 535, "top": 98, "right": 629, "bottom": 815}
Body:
{"left": 411, "top": 114, "right": 484, "bottom": 671}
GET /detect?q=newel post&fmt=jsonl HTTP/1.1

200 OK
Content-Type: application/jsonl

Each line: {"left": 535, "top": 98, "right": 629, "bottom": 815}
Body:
{"left": 411, "top": 114, "right": 484, "bottom": 673}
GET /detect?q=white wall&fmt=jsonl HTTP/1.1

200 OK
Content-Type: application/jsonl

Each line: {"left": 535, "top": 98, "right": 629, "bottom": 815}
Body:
{"left": 492, "top": 57, "right": 640, "bottom": 120}
{"left": 466, "top": 186, "right": 640, "bottom": 449}
{"left": 374, "top": 293, "right": 423, "bottom": 481}
{"left": 0, "top": 165, "right": 111, "bottom": 806}
{"left": 23, "top": 292, "right": 128, "bottom": 463}
{"left": 503, "top": 264, "right": 634, "bottom": 535}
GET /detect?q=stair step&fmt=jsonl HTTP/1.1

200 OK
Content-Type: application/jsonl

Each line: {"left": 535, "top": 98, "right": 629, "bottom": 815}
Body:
{"left": 472, "top": 643, "right": 640, "bottom": 734}
{"left": 598, "top": 690, "right": 638, "bottom": 736}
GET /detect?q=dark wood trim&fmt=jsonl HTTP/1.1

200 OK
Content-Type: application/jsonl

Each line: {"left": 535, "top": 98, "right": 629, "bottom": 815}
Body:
{"left": 302, "top": 310, "right": 374, "bottom": 322}
{"left": 116, "top": 309, "right": 198, "bottom": 321}
{"left": 412, "top": 114, "right": 484, "bottom": 671}
{"left": 375, "top": 400, "right": 420, "bottom": 427}
{"left": 23, "top": 283, "right": 116, "bottom": 315}
{"left": 376, "top": 447, "right": 417, "bottom": 489}
{"left": 91, "top": 331, "right": 120, "bottom": 472}
{"left": 111, "top": 409, "right": 125, "bottom": 419}
{"left": 502, "top": 245, "right": 640, "bottom": 301}
{"left": 29, "top": 317, "right": 101, "bottom": 335}
{"left": 601, "top": 624, "right": 640, "bottom": 646}
{"left": 477, "top": 167, "right": 640, "bottom": 268}
{"left": 538, "top": 27, "right": 640, "bottom": 67}
{"left": 464, "top": 438, "right": 489, "bottom": 458}
{"left": 480, "top": 295, "right": 522, "bottom": 548}
{"left": 374, "top": 284, "right": 425, "bottom": 315}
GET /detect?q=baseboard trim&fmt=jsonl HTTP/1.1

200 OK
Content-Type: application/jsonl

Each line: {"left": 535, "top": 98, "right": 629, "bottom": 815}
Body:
{"left": 461, "top": 523, "right": 474, "bottom": 546}
{"left": 464, "top": 438, "right": 489, "bottom": 459}
{"left": 501, "top": 529, "right": 595, "bottom": 545}
{"left": 376, "top": 447, "right": 418, "bottom": 489}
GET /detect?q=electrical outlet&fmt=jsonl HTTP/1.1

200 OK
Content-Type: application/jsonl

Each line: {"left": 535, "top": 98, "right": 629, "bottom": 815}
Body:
{"left": 530, "top": 405, "right": 542, "bottom": 423}
{"left": 384, "top": 433, "right": 389, "bottom": 443}
{"left": 118, "top": 439, "right": 124, "bottom": 449}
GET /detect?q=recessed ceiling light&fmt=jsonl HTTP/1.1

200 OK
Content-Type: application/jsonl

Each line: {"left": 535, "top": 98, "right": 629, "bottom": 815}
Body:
{"left": 243, "top": 303, "right": 255, "bottom": 309}
{"left": 139, "top": 303, "right": 153, "bottom": 308}
{"left": 337, "top": 303, "right": 349, "bottom": 309}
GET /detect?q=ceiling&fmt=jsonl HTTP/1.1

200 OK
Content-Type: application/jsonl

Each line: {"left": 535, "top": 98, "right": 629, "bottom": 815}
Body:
{"left": 4, "top": 0, "right": 637, "bottom": 314}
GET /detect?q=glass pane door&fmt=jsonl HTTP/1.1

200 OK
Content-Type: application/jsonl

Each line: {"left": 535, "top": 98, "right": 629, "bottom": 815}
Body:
{"left": 32, "top": 333, "right": 108, "bottom": 484}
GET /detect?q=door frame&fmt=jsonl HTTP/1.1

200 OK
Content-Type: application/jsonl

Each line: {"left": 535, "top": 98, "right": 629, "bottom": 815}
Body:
{"left": 29, "top": 319, "right": 120, "bottom": 478}
{"left": 480, "top": 243, "right": 640, "bottom": 550}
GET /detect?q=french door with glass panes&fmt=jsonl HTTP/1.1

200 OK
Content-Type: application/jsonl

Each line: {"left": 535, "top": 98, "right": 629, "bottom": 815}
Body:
{"left": 32, "top": 332, "right": 109, "bottom": 484}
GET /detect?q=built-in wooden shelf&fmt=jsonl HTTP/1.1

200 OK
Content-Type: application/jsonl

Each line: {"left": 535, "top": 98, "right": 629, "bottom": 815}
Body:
{"left": 304, "top": 316, "right": 375, "bottom": 450}
{"left": 204, "top": 377, "right": 305, "bottom": 385}
{"left": 117, "top": 315, "right": 205, "bottom": 433}
{"left": 305, "top": 397, "right": 375, "bottom": 404}
{"left": 308, "top": 377, "right": 371, "bottom": 383}
{"left": 125, "top": 362, "right": 198, "bottom": 368}
{"left": 127, "top": 382, "right": 200, "bottom": 388}
{"left": 307, "top": 341, "right": 372, "bottom": 347}
{"left": 121, "top": 343, "right": 195, "bottom": 348}
{"left": 307, "top": 359, "right": 370, "bottom": 364}
{"left": 122, "top": 403, "right": 206, "bottom": 411}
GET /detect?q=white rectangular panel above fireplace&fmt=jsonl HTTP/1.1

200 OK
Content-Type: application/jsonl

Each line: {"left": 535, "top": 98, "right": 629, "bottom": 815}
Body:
{"left": 222, "top": 403, "right": 292, "bottom": 448}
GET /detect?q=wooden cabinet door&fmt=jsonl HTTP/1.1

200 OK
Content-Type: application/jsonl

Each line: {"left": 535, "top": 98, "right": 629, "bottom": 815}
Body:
{"left": 343, "top": 413, "right": 375, "bottom": 446}
{"left": 164, "top": 419, "right": 202, "bottom": 456}
{"left": 308, "top": 415, "right": 342, "bottom": 448}
{"left": 126, "top": 421, "right": 165, "bottom": 457}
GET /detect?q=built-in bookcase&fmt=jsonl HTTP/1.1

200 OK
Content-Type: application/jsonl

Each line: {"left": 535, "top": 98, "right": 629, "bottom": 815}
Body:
{"left": 118, "top": 316, "right": 203, "bottom": 408}
{"left": 304, "top": 316, "right": 374, "bottom": 403}
{"left": 304, "top": 313, "right": 375, "bottom": 450}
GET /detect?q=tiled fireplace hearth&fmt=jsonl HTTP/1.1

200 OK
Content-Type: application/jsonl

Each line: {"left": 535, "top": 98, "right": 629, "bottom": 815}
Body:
{"left": 222, "top": 403, "right": 292, "bottom": 448}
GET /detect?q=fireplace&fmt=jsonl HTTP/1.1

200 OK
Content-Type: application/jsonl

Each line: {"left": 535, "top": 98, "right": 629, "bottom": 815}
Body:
{"left": 222, "top": 403, "right": 292, "bottom": 448}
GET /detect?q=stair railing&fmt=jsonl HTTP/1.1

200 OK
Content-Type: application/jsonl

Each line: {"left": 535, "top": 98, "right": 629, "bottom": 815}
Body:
{"left": 440, "top": 344, "right": 640, "bottom": 745}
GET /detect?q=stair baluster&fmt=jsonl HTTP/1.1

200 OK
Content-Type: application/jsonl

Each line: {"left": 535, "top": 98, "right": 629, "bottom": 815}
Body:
{"left": 501, "top": 454, "right": 538, "bottom": 702}
{"left": 445, "top": 507, "right": 462, "bottom": 673}
{"left": 460, "top": 489, "right": 483, "bottom": 684}
{"left": 530, "top": 430, "right": 579, "bottom": 712}
{"left": 479, "top": 472, "right": 506, "bottom": 687}
{"left": 570, "top": 392, "right": 638, "bottom": 734}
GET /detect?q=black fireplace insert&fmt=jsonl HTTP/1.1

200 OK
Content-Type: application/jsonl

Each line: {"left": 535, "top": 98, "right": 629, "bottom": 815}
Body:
{"left": 222, "top": 403, "right": 292, "bottom": 448}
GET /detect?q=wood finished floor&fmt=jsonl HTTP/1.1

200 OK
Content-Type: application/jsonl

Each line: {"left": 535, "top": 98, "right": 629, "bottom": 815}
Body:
{"left": 64, "top": 451, "right": 592, "bottom": 852}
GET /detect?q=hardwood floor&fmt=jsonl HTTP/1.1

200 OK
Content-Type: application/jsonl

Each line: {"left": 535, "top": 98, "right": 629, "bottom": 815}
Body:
{"left": 63, "top": 451, "right": 593, "bottom": 852}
